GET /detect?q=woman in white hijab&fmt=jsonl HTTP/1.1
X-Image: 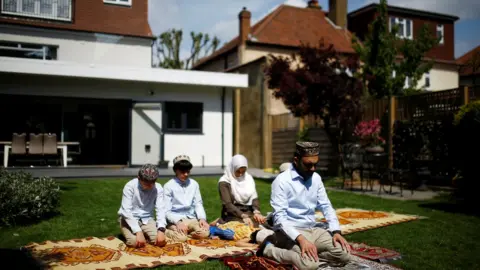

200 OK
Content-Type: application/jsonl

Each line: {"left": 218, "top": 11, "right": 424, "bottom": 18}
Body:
{"left": 218, "top": 154, "right": 266, "bottom": 227}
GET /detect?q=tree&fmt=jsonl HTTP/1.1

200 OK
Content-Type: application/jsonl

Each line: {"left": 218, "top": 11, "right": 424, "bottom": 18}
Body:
{"left": 264, "top": 41, "right": 364, "bottom": 135}
{"left": 153, "top": 29, "right": 220, "bottom": 70}
{"left": 352, "top": 0, "right": 439, "bottom": 98}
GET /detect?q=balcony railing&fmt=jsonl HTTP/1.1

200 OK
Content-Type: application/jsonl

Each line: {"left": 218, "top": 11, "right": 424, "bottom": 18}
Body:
{"left": 1, "top": 0, "right": 72, "bottom": 22}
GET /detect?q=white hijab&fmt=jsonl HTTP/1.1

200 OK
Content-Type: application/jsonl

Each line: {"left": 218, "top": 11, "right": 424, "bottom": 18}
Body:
{"left": 219, "top": 154, "right": 258, "bottom": 205}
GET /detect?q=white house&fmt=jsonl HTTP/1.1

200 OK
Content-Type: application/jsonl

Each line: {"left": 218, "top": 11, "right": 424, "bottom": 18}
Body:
{"left": 0, "top": 0, "right": 247, "bottom": 168}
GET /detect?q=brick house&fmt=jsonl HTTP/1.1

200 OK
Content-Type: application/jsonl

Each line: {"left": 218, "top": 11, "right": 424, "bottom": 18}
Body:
{"left": 192, "top": 0, "right": 352, "bottom": 170}
{"left": 457, "top": 45, "right": 480, "bottom": 87}
{"left": 348, "top": 3, "right": 460, "bottom": 91}
{"left": 0, "top": 0, "right": 247, "bottom": 168}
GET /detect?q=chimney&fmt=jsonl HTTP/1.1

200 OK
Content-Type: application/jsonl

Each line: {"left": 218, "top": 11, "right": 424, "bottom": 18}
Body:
{"left": 307, "top": 0, "right": 321, "bottom": 9}
{"left": 238, "top": 7, "right": 251, "bottom": 43}
{"left": 328, "top": 0, "right": 347, "bottom": 28}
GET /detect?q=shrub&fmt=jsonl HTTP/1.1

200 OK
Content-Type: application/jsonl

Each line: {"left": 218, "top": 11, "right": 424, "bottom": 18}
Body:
{"left": 452, "top": 100, "right": 480, "bottom": 200}
{"left": 0, "top": 168, "right": 60, "bottom": 226}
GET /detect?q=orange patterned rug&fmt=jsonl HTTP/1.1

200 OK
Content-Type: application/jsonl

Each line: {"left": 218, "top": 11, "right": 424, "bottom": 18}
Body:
{"left": 24, "top": 236, "right": 254, "bottom": 269}
{"left": 315, "top": 208, "right": 422, "bottom": 234}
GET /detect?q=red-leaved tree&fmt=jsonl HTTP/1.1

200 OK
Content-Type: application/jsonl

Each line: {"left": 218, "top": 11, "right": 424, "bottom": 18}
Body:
{"left": 264, "top": 42, "right": 364, "bottom": 139}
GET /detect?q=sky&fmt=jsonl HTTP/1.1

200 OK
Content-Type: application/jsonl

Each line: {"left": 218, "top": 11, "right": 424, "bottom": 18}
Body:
{"left": 148, "top": 0, "right": 480, "bottom": 62}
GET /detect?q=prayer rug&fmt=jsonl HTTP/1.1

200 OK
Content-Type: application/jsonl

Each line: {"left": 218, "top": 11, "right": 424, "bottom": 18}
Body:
{"left": 222, "top": 255, "right": 295, "bottom": 270}
{"left": 217, "top": 221, "right": 260, "bottom": 240}
{"left": 24, "top": 236, "right": 255, "bottom": 269}
{"left": 222, "top": 254, "right": 402, "bottom": 270}
{"left": 350, "top": 243, "right": 402, "bottom": 263}
{"left": 315, "top": 208, "right": 421, "bottom": 235}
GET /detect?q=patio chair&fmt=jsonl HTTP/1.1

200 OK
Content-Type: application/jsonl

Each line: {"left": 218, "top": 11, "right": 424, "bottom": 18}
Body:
{"left": 11, "top": 133, "right": 27, "bottom": 154}
{"left": 43, "top": 133, "right": 60, "bottom": 165}
{"left": 339, "top": 143, "right": 365, "bottom": 190}
{"left": 9, "top": 133, "right": 27, "bottom": 165}
{"left": 28, "top": 133, "right": 44, "bottom": 165}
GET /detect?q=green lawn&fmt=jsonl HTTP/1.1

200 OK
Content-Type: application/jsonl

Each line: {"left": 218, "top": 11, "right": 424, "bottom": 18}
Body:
{"left": 1, "top": 177, "right": 479, "bottom": 270}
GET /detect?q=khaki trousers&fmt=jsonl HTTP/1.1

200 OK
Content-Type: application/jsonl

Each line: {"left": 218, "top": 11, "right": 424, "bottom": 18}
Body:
{"left": 165, "top": 218, "right": 210, "bottom": 242}
{"left": 265, "top": 227, "right": 352, "bottom": 270}
{"left": 119, "top": 217, "right": 159, "bottom": 247}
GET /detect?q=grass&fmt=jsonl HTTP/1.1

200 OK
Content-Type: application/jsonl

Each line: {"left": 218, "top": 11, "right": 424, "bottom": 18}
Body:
{"left": 1, "top": 177, "right": 480, "bottom": 270}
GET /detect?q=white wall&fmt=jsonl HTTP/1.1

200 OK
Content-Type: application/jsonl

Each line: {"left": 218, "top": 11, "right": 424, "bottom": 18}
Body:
{"left": 0, "top": 74, "right": 234, "bottom": 167}
{"left": 0, "top": 24, "right": 152, "bottom": 68}
{"left": 417, "top": 63, "right": 459, "bottom": 91}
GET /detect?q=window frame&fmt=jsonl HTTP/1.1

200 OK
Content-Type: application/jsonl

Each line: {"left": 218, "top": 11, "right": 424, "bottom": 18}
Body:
{"left": 436, "top": 24, "right": 444, "bottom": 45}
{"left": 425, "top": 72, "right": 431, "bottom": 89}
{"left": 389, "top": 16, "right": 413, "bottom": 40}
{"left": 0, "top": 40, "right": 58, "bottom": 60}
{"left": 1, "top": 0, "right": 73, "bottom": 22}
{"left": 103, "top": 0, "right": 132, "bottom": 7}
{"left": 163, "top": 101, "right": 203, "bottom": 134}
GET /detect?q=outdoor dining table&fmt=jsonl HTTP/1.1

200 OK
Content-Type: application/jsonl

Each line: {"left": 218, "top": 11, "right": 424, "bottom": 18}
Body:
{"left": 1, "top": 141, "right": 80, "bottom": 168}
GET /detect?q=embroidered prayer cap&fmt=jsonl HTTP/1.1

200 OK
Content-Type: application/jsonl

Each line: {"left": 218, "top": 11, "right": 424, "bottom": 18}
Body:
{"left": 295, "top": 141, "right": 320, "bottom": 157}
{"left": 138, "top": 163, "right": 159, "bottom": 182}
{"left": 173, "top": 154, "right": 190, "bottom": 165}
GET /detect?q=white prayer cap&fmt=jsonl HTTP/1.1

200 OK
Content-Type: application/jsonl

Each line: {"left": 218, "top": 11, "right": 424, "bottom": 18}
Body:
{"left": 255, "top": 229, "right": 274, "bottom": 244}
{"left": 279, "top": 162, "right": 291, "bottom": 173}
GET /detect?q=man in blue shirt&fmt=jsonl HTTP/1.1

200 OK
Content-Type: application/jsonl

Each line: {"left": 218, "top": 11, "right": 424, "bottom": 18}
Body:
{"left": 118, "top": 164, "right": 167, "bottom": 248}
{"left": 266, "top": 141, "right": 352, "bottom": 267}
{"left": 163, "top": 155, "right": 211, "bottom": 242}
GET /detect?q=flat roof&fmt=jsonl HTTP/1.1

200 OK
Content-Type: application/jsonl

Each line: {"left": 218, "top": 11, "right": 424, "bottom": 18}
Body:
{"left": 0, "top": 57, "right": 249, "bottom": 88}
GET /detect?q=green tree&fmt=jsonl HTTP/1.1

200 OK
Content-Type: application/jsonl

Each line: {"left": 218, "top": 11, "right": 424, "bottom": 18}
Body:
{"left": 154, "top": 29, "right": 220, "bottom": 70}
{"left": 352, "top": 0, "right": 439, "bottom": 98}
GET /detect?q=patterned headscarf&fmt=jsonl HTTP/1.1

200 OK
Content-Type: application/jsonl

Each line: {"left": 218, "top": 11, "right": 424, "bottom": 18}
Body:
{"left": 138, "top": 163, "right": 159, "bottom": 182}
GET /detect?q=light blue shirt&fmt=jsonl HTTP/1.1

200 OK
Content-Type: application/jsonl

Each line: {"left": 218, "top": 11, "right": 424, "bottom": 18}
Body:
{"left": 117, "top": 178, "right": 166, "bottom": 234}
{"left": 270, "top": 165, "right": 341, "bottom": 241}
{"left": 163, "top": 177, "right": 207, "bottom": 224}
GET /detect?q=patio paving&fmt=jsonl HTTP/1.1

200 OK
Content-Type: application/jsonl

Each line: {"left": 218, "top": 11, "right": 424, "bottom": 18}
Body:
{"left": 4, "top": 166, "right": 222, "bottom": 179}
{"left": 4, "top": 166, "right": 278, "bottom": 180}
{"left": 327, "top": 184, "right": 443, "bottom": 201}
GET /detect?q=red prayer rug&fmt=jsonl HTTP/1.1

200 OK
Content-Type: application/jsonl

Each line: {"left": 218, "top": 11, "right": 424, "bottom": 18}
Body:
{"left": 222, "top": 254, "right": 402, "bottom": 270}
{"left": 222, "top": 255, "right": 295, "bottom": 270}
{"left": 350, "top": 243, "right": 402, "bottom": 263}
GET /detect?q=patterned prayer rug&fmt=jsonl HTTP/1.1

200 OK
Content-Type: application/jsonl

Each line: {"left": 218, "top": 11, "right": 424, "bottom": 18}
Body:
{"left": 222, "top": 255, "right": 295, "bottom": 270}
{"left": 24, "top": 236, "right": 255, "bottom": 269}
{"left": 350, "top": 243, "right": 402, "bottom": 263}
{"left": 222, "top": 254, "right": 401, "bottom": 270}
{"left": 315, "top": 208, "right": 421, "bottom": 235}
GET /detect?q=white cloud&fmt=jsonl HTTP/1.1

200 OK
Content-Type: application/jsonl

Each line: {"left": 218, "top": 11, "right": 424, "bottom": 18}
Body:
{"left": 364, "top": 0, "right": 480, "bottom": 20}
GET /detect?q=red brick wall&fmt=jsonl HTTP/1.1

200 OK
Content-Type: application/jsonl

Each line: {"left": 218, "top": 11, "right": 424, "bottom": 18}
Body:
{"left": 348, "top": 9, "right": 455, "bottom": 61}
{"left": 0, "top": 0, "right": 152, "bottom": 38}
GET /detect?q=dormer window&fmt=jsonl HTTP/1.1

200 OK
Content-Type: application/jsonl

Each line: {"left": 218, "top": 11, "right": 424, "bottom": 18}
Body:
{"left": 437, "top": 24, "right": 444, "bottom": 44}
{"left": 103, "top": 0, "right": 131, "bottom": 7}
{"left": 389, "top": 16, "right": 413, "bottom": 40}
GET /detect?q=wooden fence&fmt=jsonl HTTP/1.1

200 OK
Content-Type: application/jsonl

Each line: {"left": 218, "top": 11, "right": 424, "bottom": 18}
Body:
{"left": 268, "top": 86, "right": 478, "bottom": 175}
{"left": 363, "top": 86, "right": 477, "bottom": 123}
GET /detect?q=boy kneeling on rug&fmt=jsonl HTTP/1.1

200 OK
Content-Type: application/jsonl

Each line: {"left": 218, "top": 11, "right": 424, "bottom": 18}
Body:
{"left": 163, "top": 155, "right": 231, "bottom": 242}
{"left": 118, "top": 164, "right": 168, "bottom": 248}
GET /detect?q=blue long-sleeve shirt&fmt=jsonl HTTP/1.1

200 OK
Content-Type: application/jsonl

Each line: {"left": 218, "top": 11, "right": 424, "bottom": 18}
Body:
{"left": 163, "top": 177, "right": 207, "bottom": 224}
{"left": 117, "top": 178, "right": 166, "bottom": 234}
{"left": 270, "top": 165, "right": 340, "bottom": 241}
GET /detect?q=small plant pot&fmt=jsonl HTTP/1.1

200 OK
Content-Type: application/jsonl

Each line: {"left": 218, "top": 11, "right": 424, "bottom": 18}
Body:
{"left": 365, "top": 145, "right": 385, "bottom": 153}
{"left": 158, "top": 160, "right": 169, "bottom": 169}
